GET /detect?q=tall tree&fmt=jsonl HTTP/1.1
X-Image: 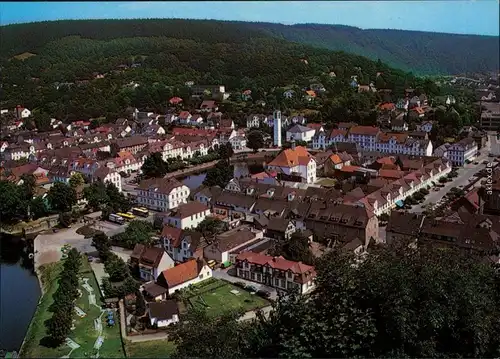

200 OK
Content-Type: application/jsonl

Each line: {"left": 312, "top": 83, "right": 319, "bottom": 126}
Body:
{"left": 69, "top": 172, "right": 85, "bottom": 188}
{"left": 247, "top": 130, "right": 264, "bottom": 153}
{"left": 47, "top": 182, "right": 77, "bottom": 212}
{"left": 141, "top": 152, "right": 169, "bottom": 178}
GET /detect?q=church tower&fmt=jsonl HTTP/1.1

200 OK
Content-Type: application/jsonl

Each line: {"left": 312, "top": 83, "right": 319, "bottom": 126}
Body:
{"left": 273, "top": 110, "right": 282, "bottom": 147}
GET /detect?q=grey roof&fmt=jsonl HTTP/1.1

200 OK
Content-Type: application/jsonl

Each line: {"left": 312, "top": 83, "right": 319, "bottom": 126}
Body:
{"left": 287, "top": 125, "right": 313, "bottom": 134}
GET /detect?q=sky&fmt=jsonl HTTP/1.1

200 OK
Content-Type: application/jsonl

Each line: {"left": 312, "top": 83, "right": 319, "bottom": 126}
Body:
{"left": 0, "top": 1, "right": 498, "bottom": 36}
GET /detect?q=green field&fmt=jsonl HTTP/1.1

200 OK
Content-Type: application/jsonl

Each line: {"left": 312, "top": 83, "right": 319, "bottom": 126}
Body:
{"left": 125, "top": 339, "right": 176, "bottom": 358}
{"left": 185, "top": 278, "right": 270, "bottom": 317}
{"left": 20, "top": 258, "right": 124, "bottom": 358}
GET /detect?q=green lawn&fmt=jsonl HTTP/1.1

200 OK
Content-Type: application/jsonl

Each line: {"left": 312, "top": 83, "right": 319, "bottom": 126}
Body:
{"left": 20, "top": 258, "right": 125, "bottom": 358}
{"left": 125, "top": 339, "right": 177, "bottom": 358}
{"left": 186, "top": 279, "right": 270, "bottom": 317}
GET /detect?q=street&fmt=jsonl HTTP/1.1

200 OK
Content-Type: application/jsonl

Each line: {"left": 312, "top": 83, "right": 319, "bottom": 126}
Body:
{"left": 409, "top": 140, "right": 494, "bottom": 214}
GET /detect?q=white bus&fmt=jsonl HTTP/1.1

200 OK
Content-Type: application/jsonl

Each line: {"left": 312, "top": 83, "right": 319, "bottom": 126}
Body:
{"left": 108, "top": 213, "right": 125, "bottom": 225}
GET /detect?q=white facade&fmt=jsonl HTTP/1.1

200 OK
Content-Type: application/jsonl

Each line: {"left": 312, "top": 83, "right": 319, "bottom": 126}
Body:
{"left": 136, "top": 183, "right": 190, "bottom": 211}
{"left": 273, "top": 110, "right": 282, "bottom": 147}
{"left": 139, "top": 253, "right": 175, "bottom": 282}
{"left": 267, "top": 157, "right": 317, "bottom": 184}
{"left": 417, "top": 122, "right": 433, "bottom": 133}
{"left": 103, "top": 171, "right": 122, "bottom": 193}
{"left": 230, "top": 136, "right": 247, "bottom": 150}
{"left": 286, "top": 125, "right": 316, "bottom": 142}
{"left": 167, "top": 265, "right": 213, "bottom": 294}
{"left": 446, "top": 139, "right": 478, "bottom": 166}
{"left": 150, "top": 313, "right": 179, "bottom": 328}
{"left": 247, "top": 115, "right": 261, "bottom": 128}
{"left": 163, "top": 207, "right": 211, "bottom": 229}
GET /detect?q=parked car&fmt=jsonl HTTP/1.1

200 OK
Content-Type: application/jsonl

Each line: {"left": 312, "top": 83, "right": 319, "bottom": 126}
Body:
{"left": 256, "top": 290, "right": 271, "bottom": 298}
{"left": 246, "top": 285, "right": 258, "bottom": 293}
{"left": 483, "top": 160, "right": 489, "bottom": 164}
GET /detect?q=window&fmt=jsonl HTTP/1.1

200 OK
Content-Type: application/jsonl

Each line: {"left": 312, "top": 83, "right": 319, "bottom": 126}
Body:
{"left": 199, "top": 274, "right": 204, "bottom": 279}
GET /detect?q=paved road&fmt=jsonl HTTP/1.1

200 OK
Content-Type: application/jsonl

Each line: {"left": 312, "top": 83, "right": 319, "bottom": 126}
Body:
{"left": 409, "top": 150, "right": 492, "bottom": 214}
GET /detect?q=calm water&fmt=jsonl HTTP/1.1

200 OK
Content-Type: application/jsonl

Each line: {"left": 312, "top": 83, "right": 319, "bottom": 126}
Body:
{"left": 0, "top": 235, "right": 41, "bottom": 352}
{"left": 182, "top": 163, "right": 261, "bottom": 190}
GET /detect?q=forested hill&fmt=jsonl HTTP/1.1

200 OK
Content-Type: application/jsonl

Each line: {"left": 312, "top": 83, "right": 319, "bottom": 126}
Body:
{"left": 241, "top": 22, "right": 499, "bottom": 75}
{"left": 1, "top": 18, "right": 425, "bottom": 120}
{"left": 1, "top": 19, "right": 498, "bottom": 75}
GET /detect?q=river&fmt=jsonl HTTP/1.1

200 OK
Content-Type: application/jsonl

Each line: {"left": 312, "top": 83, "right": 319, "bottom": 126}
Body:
{"left": 0, "top": 235, "right": 41, "bottom": 352}
{"left": 182, "top": 162, "right": 263, "bottom": 190}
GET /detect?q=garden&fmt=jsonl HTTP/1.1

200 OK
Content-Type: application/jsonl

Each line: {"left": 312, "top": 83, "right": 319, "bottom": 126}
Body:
{"left": 178, "top": 278, "right": 270, "bottom": 318}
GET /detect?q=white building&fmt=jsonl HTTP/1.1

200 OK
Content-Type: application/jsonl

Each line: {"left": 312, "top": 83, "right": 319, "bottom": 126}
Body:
{"left": 156, "top": 259, "right": 213, "bottom": 295}
{"left": 417, "top": 121, "right": 434, "bottom": 133}
{"left": 136, "top": 178, "right": 190, "bottom": 211}
{"left": 229, "top": 135, "right": 247, "bottom": 150}
{"left": 286, "top": 125, "right": 316, "bottom": 143}
{"left": 273, "top": 110, "right": 282, "bottom": 147}
{"left": 92, "top": 167, "right": 122, "bottom": 192}
{"left": 235, "top": 252, "right": 317, "bottom": 295}
{"left": 359, "top": 158, "right": 452, "bottom": 216}
{"left": 15, "top": 106, "right": 31, "bottom": 119}
{"left": 246, "top": 114, "right": 263, "bottom": 128}
{"left": 446, "top": 137, "right": 478, "bottom": 166}
{"left": 147, "top": 301, "right": 180, "bottom": 328}
{"left": 131, "top": 244, "right": 175, "bottom": 282}
{"left": 267, "top": 145, "right": 317, "bottom": 183}
{"left": 162, "top": 201, "right": 211, "bottom": 229}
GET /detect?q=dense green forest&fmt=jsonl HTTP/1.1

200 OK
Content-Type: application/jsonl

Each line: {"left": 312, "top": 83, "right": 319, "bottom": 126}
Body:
{"left": 1, "top": 19, "right": 498, "bottom": 76}
{"left": 0, "top": 19, "right": 430, "bottom": 122}
{"left": 242, "top": 22, "right": 499, "bottom": 75}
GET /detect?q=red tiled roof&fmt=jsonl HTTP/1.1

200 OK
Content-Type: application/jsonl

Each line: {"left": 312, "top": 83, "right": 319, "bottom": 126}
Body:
{"left": 268, "top": 146, "right": 314, "bottom": 167}
{"left": 160, "top": 259, "right": 199, "bottom": 287}
{"left": 236, "top": 252, "right": 316, "bottom": 281}
{"left": 349, "top": 126, "right": 380, "bottom": 136}
{"left": 169, "top": 97, "right": 183, "bottom": 104}
{"left": 379, "top": 103, "right": 396, "bottom": 111}
{"left": 379, "top": 169, "right": 405, "bottom": 179}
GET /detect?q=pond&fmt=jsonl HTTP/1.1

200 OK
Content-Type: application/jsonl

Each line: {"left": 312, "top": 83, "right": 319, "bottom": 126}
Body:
{"left": 0, "top": 235, "right": 41, "bottom": 352}
{"left": 182, "top": 162, "right": 264, "bottom": 190}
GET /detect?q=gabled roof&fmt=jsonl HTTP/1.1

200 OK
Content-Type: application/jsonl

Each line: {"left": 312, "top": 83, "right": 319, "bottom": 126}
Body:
{"left": 268, "top": 146, "right": 315, "bottom": 168}
{"left": 159, "top": 259, "right": 200, "bottom": 288}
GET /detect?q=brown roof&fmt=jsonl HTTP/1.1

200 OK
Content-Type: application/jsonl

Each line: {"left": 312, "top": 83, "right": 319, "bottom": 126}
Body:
{"left": 161, "top": 226, "right": 183, "bottom": 246}
{"left": 143, "top": 282, "right": 169, "bottom": 297}
{"left": 349, "top": 126, "right": 380, "bottom": 136}
{"left": 148, "top": 300, "right": 179, "bottom": 320}
{"left": 131, "top": 244, "right": 165, "bottom": 268}
{"left": 159, "top": 259, "right": 200, "bottom": 287}
{"left": 137, "top": 177, "right": 184, "bottom": 194}
{"left": 168, "top": 202, "right": 209, "bottom": 219}
{"left": 115, "top": 136, "right": 148, "bottom": 148}
{"left": 386, "top": 211, "right": 424, "bottom": 236}
{"left": 214, "top": 226, "right": 257, "bottom": 252}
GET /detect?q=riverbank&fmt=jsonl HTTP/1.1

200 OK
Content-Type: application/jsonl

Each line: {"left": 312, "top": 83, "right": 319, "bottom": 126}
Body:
{"left": 19, "top": 262, "right": 61, "bottom": 358}
{"left": 20, "top": 259, "right": 125, "bottom": 358}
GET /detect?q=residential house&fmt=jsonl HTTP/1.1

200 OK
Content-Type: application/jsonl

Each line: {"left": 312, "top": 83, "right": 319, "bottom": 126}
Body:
{"left": 136, "top": 178, "right": 190, "bottom": 211}
{"left": 446, "top": 137, "right": 478, "bottom": 166}
{"left": 416, "top": 121, "right": 434, "bottom": 133}
{"left": 229, "top": 135, "right": 247, "bottom": 150}
{"left": 154, "top": 259, "right": 212, "bottom": 296}
{"left": 395, "top": 98, "right": 409, "bottom": 111}
{"left": 267, "top": 146, "right": 317, "bottom": 184}
{"left": 246, "top": 114, "right": 264, "bottom": 128}
{"left": 161, "top": 226, "right": 205, "bottom": 262}
{"left": 265, "top": 218, "right": 296, "bottom": 241}
{"left": 193, "top": 185, "right": 222, "bottom": 206}
{"left": 130, "top": 244, "right": 175, "bottom": 282}
{"left": 391, "top": 118, "right": 409, "bottom": 132}
{"left": 386, "top": 211, "right": 425, "bottom": 245}
{"left": 15, "top": 105, "right": 31, "bottom": 119}
{"left": 203, "top": 225, "right": 264, "bottom": 264}
{"left": 115, "top": 136, "right": 148, "bottom": 154}
{"left": 147, "top": 300, "right": 180, "bottom": 328}
{"left": 286, "top": 125, "right": 316, "bottom": 143}
{"left": 163, "top": 201, "right": 211, "bottom": 229}
{"left": 283, "top": 90, "right": 295, "bottom": 99}
{"left": 235, "top": 252, "right": 316, "bottom": 294}
{"left": 305, "top": 90, "right": 316, "bottom": 101}
{"left": 323, "top": 152, "right": 354, "bottom": 175}
{"left": 92, "top": 167, "right": 122, "bottom": 192}
{"left": 200, "top": 100, "right": 218, "bottom": 112}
